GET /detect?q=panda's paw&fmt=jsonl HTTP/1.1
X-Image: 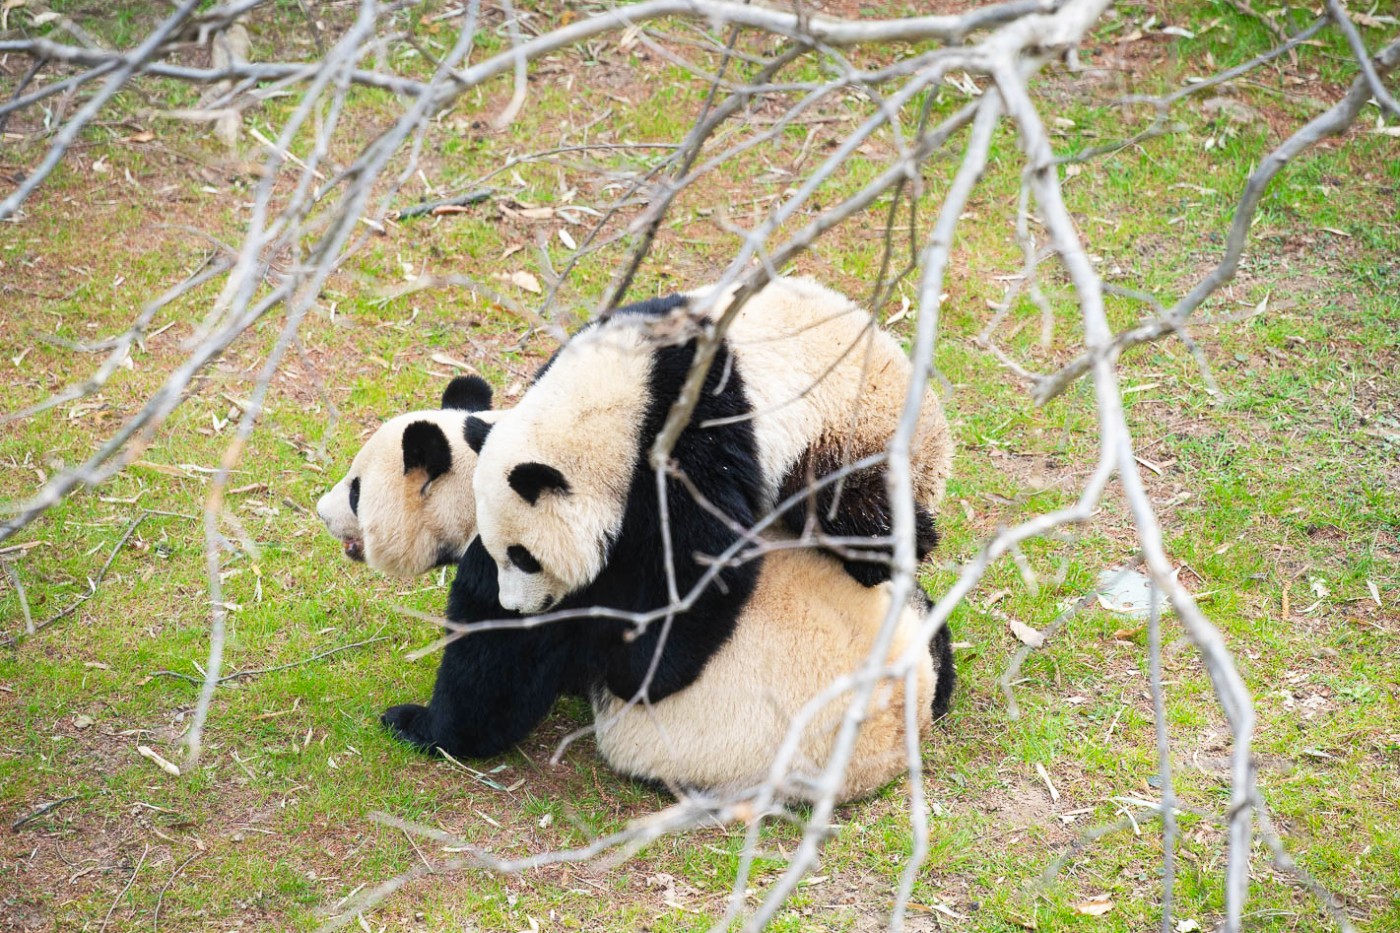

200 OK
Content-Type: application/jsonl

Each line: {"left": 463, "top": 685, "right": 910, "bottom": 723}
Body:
{"left": 381, "top": 704, "right": 435, "bottom": 751}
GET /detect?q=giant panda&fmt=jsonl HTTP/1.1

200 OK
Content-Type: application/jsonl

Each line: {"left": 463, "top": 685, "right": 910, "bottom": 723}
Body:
{"left": 317, "top": 382, "right": 956, "bottom": 802}
{"left": 467, "top": 277, "right": 953, "bottom": 704}
{"left": 316, "top": 374, "right": 496, "bottom": 577}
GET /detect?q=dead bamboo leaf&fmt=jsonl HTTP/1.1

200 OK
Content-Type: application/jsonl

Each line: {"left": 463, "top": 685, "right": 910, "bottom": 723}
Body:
{"left": 498, "top": 271, "right": 542, "bottom": 294}
{"left": 137, "top": 745, "right": 181, "bottom": 777}
{"left": 1073, "top": 897, "right": 1114, "bottom": 916}
{"left": 1035, "top": 762, "right": 1059, "bottom": 802}
{"left": 430, "top": 353, "right": 474, "bottom": 372}
{"left": 1008, "top": 618, "right": 1044, "bottom": 648}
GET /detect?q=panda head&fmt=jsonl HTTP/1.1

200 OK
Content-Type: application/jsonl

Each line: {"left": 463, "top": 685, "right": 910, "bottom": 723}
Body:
{"left": 316, "top": 375, "right": 496, "bottom": 578}
{"left": 467, "top": 325, "right": 652, "bottom": 614}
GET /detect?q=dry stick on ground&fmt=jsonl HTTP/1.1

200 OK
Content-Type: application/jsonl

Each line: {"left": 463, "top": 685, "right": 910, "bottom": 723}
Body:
{"left": 11, "top": 794, "right": 81, "bottom": 831}
{"left": 390, "top": 188, "right": 493, "bottom": 220}
{"left": 97, "top": 843, "right": 149, "bottom": 933}
{"left": 152, "top": 852, "right": 202, "bottom": 933}
{"left": 0, "top": 510, "right": 152, "bottom": 648}
{"left": 149, "top": 636, "right": 391, "bottom": 685}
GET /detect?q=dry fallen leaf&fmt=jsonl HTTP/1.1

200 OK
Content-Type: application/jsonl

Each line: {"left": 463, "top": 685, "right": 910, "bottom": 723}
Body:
{"left": 1008, "top": 618, "right": 1044, "bottom": 648}
{"left": 1073, "top": 896, "right": 1114, "bottom": 916}
{"left": 502, "top": 270, "right": 542, "bottom": 294}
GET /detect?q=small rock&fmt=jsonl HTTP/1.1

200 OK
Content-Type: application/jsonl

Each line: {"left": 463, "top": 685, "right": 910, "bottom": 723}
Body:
{"left": 73, "top": 714, "right": 95, "bottom": 730}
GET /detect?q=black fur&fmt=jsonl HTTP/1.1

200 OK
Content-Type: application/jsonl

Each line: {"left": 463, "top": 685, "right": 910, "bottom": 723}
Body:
{"left": 930, "top": 622, "right": 956, "bottom": 720}
{"left": 905, "top": 588, "right": 955, "bottom": 720}
{"left": 507, "top": 544, "right": 542, "bottom": 573}
{"left": 464, "top": 415, "right": 493, "bottom": 454}
{"left": 507, "top": 462, "right": 570, "bottom": 504}
{"left": 381, "top": 539, "right": 581, "bottom": 758}
{"left": 348, "top": 477, "right": 361, "bottom": 516}
{"left": 402, "top": 420, "right": 453, "bottom": 482}
{"left": 551, "top": 294, "right": 766, "bottom": 703}
{"left": 777, "top": 448, "right": 939, "bottom": 587}
{"left": 441, "top": 375, "right": 493, "bottom": 412}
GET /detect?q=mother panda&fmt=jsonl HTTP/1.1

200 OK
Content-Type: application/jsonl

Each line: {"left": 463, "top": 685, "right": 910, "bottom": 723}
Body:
{"left": 317, "top": 378, "right": 955, "bottom": 801}
{"left": 468, "top": 277, "right": 953, "bottom": 704}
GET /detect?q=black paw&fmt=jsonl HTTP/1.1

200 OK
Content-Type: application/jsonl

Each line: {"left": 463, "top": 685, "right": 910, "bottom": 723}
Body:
{"left": 842, "top": 557, "right": 891, "bottom": 587}
{"left": 914, "top": 509, "right": 940, "bottom": 562}
{"left": 381, "top": 703, "right": 434, "bottom": 752}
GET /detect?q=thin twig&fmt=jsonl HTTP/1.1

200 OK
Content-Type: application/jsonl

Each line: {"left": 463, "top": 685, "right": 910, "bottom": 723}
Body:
{"left": 98, "top": 844, "right": 149, "bottom": 933}
{"left": 152, "top": 852, "right": 201, "bottom": 933}
{"left": 149, "top": 636, "right": 390, "bottom": 685}
{"left": 11, "top": 794, "right": 80, "bottom": 830}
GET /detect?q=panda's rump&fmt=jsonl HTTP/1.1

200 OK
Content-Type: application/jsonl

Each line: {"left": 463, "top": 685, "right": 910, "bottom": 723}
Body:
{"left": 590, "top": 549, "right": 935, "bottom": 801}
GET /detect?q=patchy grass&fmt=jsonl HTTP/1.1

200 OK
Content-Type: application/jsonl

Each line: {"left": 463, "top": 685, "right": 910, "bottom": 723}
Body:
{"left": 1, "top": 1, "right": 1397, "bottom": 931}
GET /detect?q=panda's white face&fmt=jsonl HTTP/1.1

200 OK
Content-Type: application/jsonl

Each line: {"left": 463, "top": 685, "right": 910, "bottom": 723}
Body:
{"left": 493, "top": 543, "right": 565, "bottom": 614}
{"left": 317, "top": 410, "right": 483, "bottom": 578}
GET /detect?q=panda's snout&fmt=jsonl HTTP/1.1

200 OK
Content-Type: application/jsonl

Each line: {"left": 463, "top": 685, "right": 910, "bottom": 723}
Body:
{"left": 343, "top": 537, "right": 365, "bottom": 562}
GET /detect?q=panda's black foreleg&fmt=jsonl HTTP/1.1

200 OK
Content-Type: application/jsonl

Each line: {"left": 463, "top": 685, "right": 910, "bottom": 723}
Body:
{"left": 381, "top": 539, "right": 579, "bottom": 759}
{"left": 778, "top": 460, "right": 939, "bottom": 587}
{"left": 382, "top": 624, "right": 574, "bottom": 759}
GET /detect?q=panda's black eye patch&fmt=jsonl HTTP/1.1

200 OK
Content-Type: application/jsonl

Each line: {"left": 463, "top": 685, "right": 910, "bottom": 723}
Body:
{"left": 507, "top": 545, "right": 542, "bottom": 574}
{"left": 349, "top": 477, "right": 361, "bottom": 516}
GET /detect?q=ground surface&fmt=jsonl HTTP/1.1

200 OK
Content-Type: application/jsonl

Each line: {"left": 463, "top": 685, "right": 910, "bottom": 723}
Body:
{"left": 0, "top": 1, "right": 1397, "bottom": 931}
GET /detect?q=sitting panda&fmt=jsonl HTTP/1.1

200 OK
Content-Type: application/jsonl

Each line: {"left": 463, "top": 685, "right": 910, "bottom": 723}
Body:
{"left": 317, "top": 379, "right": 955, "bottom": 802}
{"left": 467, "top": 277, "right": 953, "bottom": 703}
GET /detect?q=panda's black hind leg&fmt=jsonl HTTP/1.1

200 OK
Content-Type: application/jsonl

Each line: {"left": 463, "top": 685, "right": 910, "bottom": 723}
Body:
{"left": 779, "top": 457, "right": 939, "bottom": 587}
{"left": 930, "top": 620, "right": 956, "bottom": 720}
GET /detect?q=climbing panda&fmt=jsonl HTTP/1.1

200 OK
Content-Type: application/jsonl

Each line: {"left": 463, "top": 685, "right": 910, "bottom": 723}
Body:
{"left": 317, "top": 382, "right": 955, "bottom": 802}
{"left": 466, "top": 277, "right": 953, "bottom": 703}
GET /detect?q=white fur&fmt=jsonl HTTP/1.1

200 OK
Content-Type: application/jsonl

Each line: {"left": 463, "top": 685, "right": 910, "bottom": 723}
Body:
{"left": 697, "top": 276, "right": 952, "bottom": 511}
{"left": 318, "top": 409, "right": 499, "bottom": 578}
{"left": 591, "top": 547, "right": 938, "bottom": 803}
{"left": 474, "top": 277, "right": 954, "bottom": 608}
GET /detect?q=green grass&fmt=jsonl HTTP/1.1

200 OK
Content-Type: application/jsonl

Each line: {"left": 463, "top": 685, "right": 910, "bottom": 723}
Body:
{"left": 2, "top": 1, "right": 1398, "bottom": 931}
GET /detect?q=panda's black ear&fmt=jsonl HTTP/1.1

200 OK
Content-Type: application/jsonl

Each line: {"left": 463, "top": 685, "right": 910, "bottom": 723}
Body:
{"left": 508, "top": 462, "right": 570, "bottom": 505}
{"left": 402, "top": 421, "right": 452, "bottom": 482}
{"left": 465, "top": 415, "right": 493, "bottom": 454}
{"left": 442, "top": 375, "right": 493, "bottom": 412}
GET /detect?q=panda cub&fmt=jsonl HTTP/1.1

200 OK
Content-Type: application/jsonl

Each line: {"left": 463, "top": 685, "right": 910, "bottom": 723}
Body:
{"left": 467, "top": 277, "right": 953, "bottom": 704}
{"left": 318, "top": 378, "right": 955, "bottom": 802}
